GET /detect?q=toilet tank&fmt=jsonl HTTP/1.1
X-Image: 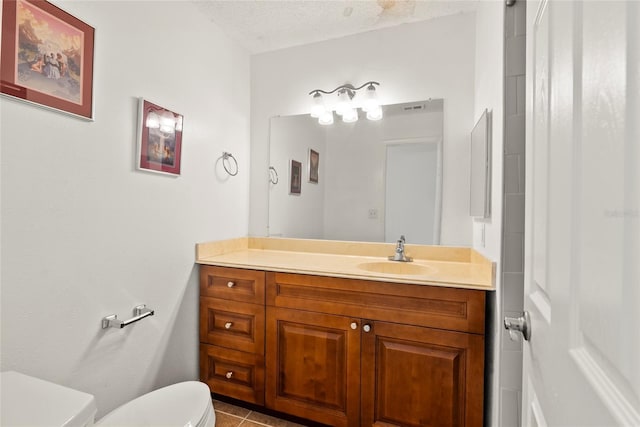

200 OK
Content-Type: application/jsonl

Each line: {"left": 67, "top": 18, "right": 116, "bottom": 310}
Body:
{"left": 0, "top": 371, "right": 97, "bottom": 427}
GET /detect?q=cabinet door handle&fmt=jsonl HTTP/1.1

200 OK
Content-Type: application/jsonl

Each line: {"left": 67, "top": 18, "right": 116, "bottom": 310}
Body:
{"left": 363, "top": 324, "right": 372, "bottom": 333}
{"left": 227, "top": 281, "right": 235, "bottom": 288}
{"left": 224, "top": 322, "right": 233, "bottom": 329}
{"left": 225, "top": 371, "right": 234, "bottom": 379}
{"left": 350, "top": 322, "right": 358, "bottom": 330}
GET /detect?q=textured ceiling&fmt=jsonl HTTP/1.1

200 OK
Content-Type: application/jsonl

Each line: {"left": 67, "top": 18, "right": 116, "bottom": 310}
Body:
{"left": 193, "top": 0, "right": 478, "bottom": 54}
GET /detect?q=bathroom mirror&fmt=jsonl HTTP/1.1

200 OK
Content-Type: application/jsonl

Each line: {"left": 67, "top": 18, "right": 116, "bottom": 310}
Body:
{"left": 269, "top": 99, "right": 472, "bottom": 245}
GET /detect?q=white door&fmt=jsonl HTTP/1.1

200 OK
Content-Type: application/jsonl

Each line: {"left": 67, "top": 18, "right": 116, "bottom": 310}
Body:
{"left": 521, "top": 0, "right": 640, "bottom": 426}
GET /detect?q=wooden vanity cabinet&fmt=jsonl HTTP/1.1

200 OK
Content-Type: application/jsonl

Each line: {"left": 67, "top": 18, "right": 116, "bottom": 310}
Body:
{"left": 266, "top": 272, "right": 485, "bottom": 427}
{"left": 199, "top": 266, "right": 266, "bottom": 405}
{"left": 199, "top": 266, "right": 486, "bottom": 426}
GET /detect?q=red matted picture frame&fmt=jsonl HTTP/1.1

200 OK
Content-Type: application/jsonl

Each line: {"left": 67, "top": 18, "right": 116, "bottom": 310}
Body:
{"left": 137, "top": 98, "right": 183, "bottom": 176}
{"left": 0, "top": 0, "right": 95, "bottom": 120}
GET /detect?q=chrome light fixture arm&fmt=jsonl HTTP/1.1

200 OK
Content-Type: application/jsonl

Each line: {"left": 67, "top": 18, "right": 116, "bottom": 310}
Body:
{"left": 308, "top": 81, "right": 379, "bottom": 97}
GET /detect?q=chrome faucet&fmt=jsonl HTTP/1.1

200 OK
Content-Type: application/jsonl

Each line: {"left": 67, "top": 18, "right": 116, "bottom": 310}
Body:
{"left": 388, "top": 235, "right": 413, "bottom": 262}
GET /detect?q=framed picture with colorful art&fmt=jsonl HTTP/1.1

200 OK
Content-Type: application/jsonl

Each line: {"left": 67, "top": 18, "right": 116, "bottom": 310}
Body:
{"left": 137, "top": 98, "right": 184, "bottom": 176}
{"left": 0, "top": 0, "right": 95, "bottom": 120}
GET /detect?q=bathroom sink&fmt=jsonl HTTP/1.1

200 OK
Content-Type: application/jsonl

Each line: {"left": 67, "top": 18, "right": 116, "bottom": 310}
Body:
{"left": 357, "top": 261, "right": 434, "bottom": 276}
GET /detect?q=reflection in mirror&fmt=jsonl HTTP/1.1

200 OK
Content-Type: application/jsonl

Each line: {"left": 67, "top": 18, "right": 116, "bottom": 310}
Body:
{"left": 269, "top": 99, "right": 448, "bottom": 245}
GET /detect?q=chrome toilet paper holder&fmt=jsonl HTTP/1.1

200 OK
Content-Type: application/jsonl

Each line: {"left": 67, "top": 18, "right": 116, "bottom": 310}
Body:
{"left": 102, "top": 304, "right": 155, "bottom": 329}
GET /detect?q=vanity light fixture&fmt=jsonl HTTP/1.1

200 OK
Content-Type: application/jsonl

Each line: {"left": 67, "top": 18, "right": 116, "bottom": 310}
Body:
{"left": 308, "top": 81, "right": 382, "bottom": 125}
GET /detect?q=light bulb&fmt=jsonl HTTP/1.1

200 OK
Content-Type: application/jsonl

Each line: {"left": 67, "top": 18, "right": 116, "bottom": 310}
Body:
{"left": 335, "top": 88, "right": 352, "bottom": 116}
{"left": 342, "top": 108, "right": 358, "bottom": 123}
{"left": 366, "top": 105, "right": 383, "bottom": 121}
{"left": 361, "top": 84, "right": 380, "bottom": 112}
{"left": 318, "top": 110, "right": 334, "bottom": 125}
{"left": 310, "top": 92, "right": 326, "bottom": 118}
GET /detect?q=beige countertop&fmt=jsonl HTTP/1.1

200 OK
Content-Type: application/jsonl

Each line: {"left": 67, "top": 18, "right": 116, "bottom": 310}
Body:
{"left": 195, "top": 237, "right": 495, "bottom": 291}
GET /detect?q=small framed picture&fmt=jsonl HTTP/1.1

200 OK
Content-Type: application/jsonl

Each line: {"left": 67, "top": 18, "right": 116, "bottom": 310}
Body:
{"left": 308, "top": 148, "right": 319, "bottom": 183}
{"left": 290, "top": 159, "right": 302, "bottom": 195}
{"left": 0, "top": 0, "right": 95, "bottom": 120}
{"left": 136, "top": 98, "right": 183, "bottom": 176}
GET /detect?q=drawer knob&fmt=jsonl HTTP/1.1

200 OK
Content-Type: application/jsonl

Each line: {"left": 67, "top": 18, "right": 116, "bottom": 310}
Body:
{"left": 227, "top": 281, "right": 235, "bottom": 288}
{"left": 224, "top": 322, "right": 233, "bottom": 330}
{"left": 350, "top": 322, "right": 357, "bottom": 330}
{"left": 363, "top": 324, "right": 372, "bottom": 333}
{"left": 225, "top": 371, "right": 234, "bottom": 379}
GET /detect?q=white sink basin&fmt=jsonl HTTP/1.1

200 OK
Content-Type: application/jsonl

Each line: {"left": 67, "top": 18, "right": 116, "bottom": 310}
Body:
{"left": 357, "top": 261, "right": 435, "bottom": 276}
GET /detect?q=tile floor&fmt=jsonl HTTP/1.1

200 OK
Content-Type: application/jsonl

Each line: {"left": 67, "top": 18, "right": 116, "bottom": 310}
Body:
{"left": 213, "top": 399, "right": 307, "bottom": 427}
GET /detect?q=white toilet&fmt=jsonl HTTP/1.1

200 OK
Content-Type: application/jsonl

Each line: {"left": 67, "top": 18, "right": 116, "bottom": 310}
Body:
{"left": 0, "top": 371, "right": 216, "bottom": 427}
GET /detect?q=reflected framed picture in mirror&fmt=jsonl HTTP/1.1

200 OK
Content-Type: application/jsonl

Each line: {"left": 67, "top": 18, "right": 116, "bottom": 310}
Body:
{"left": 308, "top": 149, "right": 319, "bottom": 183}
{"left": 290, "top": 159, "right": 302, "bottom": 195}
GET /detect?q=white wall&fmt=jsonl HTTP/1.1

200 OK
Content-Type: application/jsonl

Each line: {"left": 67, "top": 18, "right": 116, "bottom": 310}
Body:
{"left": 323, "top": 118, "right": 387, "bottom": 242}
{"left": 250, "top": 13, "right": 477, "bottom": 246}
{"left": 268, "top": 115, "right": 326, "bottom": 238}
{"left": 473, "top": 1, "right": 506, "bottom": 426}
{"left": 0, "top": 0, "right": 250, "bottom": 418}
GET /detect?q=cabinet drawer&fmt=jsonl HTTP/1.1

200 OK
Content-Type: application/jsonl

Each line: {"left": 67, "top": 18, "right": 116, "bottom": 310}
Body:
{"left": 267, "top": 272, "right": 486, "bottom": 334}
{"left": 200, "top": 344, "right": 265, "bottom": 405}
{"left": 200, "top": 297, "right": 265, "bottom": 355}
{"left": 200, "top": 266, "right": 265, "bottom": 304}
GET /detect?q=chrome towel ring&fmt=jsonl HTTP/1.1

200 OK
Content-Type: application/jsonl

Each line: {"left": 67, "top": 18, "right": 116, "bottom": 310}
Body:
{"left": 269, "top": 166, "right": 279, "bottom": 184}
{"left": 222, "top": 152, "right": 238, "bottom": 176}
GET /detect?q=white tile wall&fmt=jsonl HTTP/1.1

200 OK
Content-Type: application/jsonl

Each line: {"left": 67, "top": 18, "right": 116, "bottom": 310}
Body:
{"left": 503, "top": 232, "right": 524, "bottom": 273}
{"left": 506, "top": 35, "right": 526, "bottom": 76}
{"left": 501, "top": 1, "right": 526, "bottom": 425}
{"left": 506, "top": 76, "right": 518, "bottom": 116}
{"left": 505, "top": 5, "right": 516, "bottom": 37}
{"left": 517, "top": 75, "right": 526, "bottom": 114}
{"left": 503, "top": 272, "right": 525, "bottom": 312}
{"left": 504, "top": 195, "right": 525, "bottom": 233}
{"left": 504, "top": 155, "right": 521, "bottom": 194}
{"left": 501, "top": 351, "right": 524, "bottom": 390}
{"left": 505, "top": 115, "right": 526, "bottom": 154}
{"left": 501, "top": 389, "right": 522, "bottom": 427}
{"left": 514, "top": 3, "right": 527, "bottom": 37}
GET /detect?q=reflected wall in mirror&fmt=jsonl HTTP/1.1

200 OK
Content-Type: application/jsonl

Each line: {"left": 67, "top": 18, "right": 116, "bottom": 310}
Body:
{"left": 269, "top": 99, "right": 468, "bottom": 245}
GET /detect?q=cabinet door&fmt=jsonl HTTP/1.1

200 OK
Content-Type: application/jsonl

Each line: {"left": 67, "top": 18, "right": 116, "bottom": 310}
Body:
{"left": 361, "top": 321, "right": 484, "bottom": 427}
{"left": 266, "top": 307, "right": 360, "bottom": 427}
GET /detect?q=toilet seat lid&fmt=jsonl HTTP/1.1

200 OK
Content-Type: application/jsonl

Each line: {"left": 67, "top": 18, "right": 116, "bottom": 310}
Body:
{"left": 0, "top": 371, "right": 97, "bottom": 427}
{"left": 97, "top": 381, "right": 212, "bottom": 427}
